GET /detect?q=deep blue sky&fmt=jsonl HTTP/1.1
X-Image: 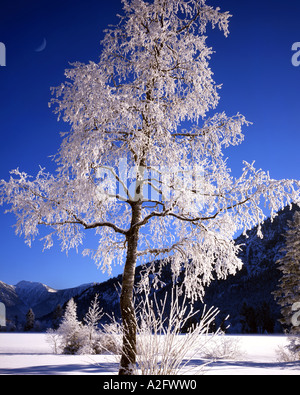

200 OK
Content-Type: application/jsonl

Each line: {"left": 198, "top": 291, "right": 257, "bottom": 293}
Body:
{"left": 0, "top": 0, "right": 299, "bottom": 289}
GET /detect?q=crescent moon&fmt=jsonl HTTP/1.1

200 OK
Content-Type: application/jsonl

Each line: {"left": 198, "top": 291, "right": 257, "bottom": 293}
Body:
{"left": 35, "top": 38, "right": 47, "bottom": 52}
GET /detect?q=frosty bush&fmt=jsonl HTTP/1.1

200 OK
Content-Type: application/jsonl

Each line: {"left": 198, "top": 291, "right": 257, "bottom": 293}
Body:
{"left": 288, "top": 336, "right": 300, "bottom": 359}
{"left": 134, "top": 288, "right": 221, "bottom": 375}
{"left": 276, "top": 336, "right": 300, "bottom": 362}
{"left": 46, "top": 295, "right": 128, "bottom": 356}
{"left": 100, "top": 319, "right": 123, "bottom": 355}
{"left": 200, "top": 334, "right": 244, "bottom": 360}
{"left": 47, "top": 295, "right": 104, "bottom": 355}
{"left": 46, "top": 328, "right": 61, "bottom": 354}
{"left": 100, "top": 283, "right": 224, "bottom": 375}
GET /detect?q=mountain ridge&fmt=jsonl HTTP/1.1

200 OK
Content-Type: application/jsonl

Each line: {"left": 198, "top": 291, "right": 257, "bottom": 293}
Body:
{"left": 0, "top": 280, "right": 93, "bottom": 323}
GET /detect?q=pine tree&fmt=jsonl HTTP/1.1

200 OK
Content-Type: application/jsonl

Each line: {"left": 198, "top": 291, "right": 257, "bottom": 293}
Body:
{"left": 52, "top": 304, "right": 63, "bottom": 329}
{"left": 24, "top": 308, "right": 35, "bottom": 332}
{"left": 240, "top": 302, "right": 257, "bottom": 333}
{"left": 274, "top": 210, "right": 300, "bottom": 335}
{"left": 256, "top": 302, "right": 274, "bottom": 334}
{"left": 58, "top": 298, "right": 84, "bottom": 354}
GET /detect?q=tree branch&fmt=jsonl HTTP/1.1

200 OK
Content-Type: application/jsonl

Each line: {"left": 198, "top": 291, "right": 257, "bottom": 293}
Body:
{"left": 134, "top": 197, "right": 251, "bottom": 229}
{"left": 136, "top": 238, "right": 188, "bottom": 258}
{"left": 38, "top": 216, "right": 128, "bottom": 236}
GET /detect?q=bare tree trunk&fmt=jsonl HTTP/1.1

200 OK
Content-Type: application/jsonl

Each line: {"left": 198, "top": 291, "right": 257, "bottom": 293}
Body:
{"left": 119, "top": 202, "right": 142, "bottom": 375}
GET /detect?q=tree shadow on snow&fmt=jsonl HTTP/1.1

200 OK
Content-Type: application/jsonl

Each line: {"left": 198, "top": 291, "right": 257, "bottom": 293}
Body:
{"left": 186, "top": 358, "right": 300, "bottom": 373}
{"left": 0, "top": 361, "right": 119, "bottom": 375}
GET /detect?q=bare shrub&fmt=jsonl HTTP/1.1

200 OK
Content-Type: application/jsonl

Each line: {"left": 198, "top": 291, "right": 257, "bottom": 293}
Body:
{"left": 200, "top": 335, "right": 245, "bottom": 360}
{"left": 139, "top": 291, "right": 211, "bottom": 373}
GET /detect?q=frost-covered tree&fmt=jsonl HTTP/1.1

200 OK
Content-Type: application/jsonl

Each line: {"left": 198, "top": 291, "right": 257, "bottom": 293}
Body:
{"left": 274, "top": 210, "right": 300, "bottom": 334}
{"left": 83, "top": 294, "right": 103, "bottom": 354}
{"left": 58, "top": 298, "right": 83, "bottom": 354}
{"left": 1, "top": 0, "right": 300, "bottom": 374}
{"left": 84, "top": 294, "right": 103, "bottom": 329}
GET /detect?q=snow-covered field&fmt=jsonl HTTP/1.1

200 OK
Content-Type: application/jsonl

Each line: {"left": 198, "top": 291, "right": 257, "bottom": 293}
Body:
{"left": 0, "top": 333, "right": 299, "bottom": 375}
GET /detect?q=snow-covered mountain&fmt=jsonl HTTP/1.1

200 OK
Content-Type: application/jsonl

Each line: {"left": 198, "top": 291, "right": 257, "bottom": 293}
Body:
{"left": 15, "top": 281, "right": 57, "bottom": 306}
{"left": 0, "top": 280, "right": 92, "bottom": 322}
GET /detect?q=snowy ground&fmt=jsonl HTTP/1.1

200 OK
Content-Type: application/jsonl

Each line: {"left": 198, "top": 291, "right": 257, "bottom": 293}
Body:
{"left": 0, "top": 333, "right": 299, "bottom": 375}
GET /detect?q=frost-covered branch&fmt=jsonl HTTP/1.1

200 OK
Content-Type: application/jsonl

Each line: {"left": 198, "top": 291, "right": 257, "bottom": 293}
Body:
{"left": 38, "top": 218, "right": 128, "bottom": 235}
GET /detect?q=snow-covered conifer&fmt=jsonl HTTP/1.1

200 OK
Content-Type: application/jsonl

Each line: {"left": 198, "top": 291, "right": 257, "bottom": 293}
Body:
{"left": 274, "top": 210, "right": 300, "bottom": 334}
{"left": 58, "top": 298, "right": 84, "bottom": 354}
